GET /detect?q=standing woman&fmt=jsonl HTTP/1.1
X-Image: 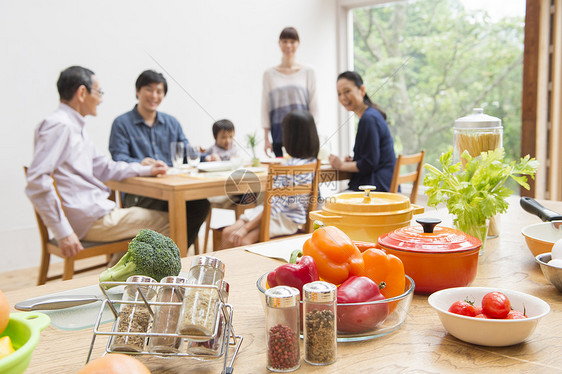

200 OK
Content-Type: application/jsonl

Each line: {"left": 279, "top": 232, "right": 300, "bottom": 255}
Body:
{"left": 329, "top": 71, "right": 396, "bottom": 192}
{"left": 262, "top": 27, "right": 318, "bottom": 157}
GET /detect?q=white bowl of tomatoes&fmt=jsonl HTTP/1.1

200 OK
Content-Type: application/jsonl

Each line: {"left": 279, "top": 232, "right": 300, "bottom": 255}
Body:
{"left": 428, "top": 287, "right": 550, "bottom": 346}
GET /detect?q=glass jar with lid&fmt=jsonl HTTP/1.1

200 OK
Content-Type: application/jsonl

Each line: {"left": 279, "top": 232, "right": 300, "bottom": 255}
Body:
{"left": 110, "top": 275, "right": 157, "bottom": 352}
{"left": 177, "top": 256, "right": 225, "bottom": 339}
{"left": 454, "top": 108, "right": 503, "bottom": 165}
{"left": 454, "top": 108, "right": 503, "bottom": 237}
{"left": 148, "top": 276, "right": 188, "bottom": 354}
{"left": 265, "top": 286, "right": 300, "bottom": 372}
{"left": 303, "top": 281, "right": 337, "bottom": 366}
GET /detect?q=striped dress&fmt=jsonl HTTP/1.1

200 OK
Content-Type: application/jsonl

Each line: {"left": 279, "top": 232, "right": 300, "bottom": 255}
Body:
{"left": 269, "top": 157, "right": 316, "bottom": 225}
{"left": 261, "top": 67, "right": 318, "bottom": 145}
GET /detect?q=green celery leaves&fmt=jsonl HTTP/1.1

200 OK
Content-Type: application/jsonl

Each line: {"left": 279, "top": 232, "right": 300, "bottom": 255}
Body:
{"left": 424, "top": 147, "right": 539, "bottom": 229}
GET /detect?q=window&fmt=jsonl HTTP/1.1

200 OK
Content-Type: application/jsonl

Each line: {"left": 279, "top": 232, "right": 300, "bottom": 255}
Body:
{"left": 342, "top": 0, "right": 526, "bottom": 170}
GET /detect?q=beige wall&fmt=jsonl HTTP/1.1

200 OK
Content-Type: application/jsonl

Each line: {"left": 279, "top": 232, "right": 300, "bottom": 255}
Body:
{"left": 0, "top": 0, "right": 339, "bottom": 271}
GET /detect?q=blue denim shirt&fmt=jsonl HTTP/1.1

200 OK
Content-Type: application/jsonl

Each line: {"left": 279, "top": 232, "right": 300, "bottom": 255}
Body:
{"left": 109, "top": 105, "right": 189, "bottom": 167}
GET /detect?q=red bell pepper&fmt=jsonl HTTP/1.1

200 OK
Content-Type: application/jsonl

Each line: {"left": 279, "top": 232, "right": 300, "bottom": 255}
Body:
{"left": 266, "top": 252, "right": 319, "bottom": 295}
{"left": 336, "top": 276, "right": 389, "bottom": 333}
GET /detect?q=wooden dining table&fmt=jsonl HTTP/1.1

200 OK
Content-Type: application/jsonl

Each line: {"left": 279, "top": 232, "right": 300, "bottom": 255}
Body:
{"left": 106, "top": 165, "right": 351, "bottom": 256}
{"left": 6, "top": 197, "right": 562, "bottom": 373}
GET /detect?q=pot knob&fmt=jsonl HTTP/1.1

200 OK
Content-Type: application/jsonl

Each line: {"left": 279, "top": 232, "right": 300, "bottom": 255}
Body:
{"left": 359, "top": 185, "right": 377, "bottom": 202}
{"left": 416, "top": 218, "right": 442, "bottom": 233}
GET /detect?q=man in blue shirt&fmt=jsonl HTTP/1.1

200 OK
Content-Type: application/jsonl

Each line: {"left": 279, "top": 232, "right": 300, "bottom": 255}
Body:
{"left": 109, "top": 70, "right": 209, "bottom": 249}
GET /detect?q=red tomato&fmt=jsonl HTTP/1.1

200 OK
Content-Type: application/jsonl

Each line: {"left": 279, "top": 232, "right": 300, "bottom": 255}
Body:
{"left": 474, "top": 306, "right": 483, "bottom": 315}
{"left": 506, "top": 310, "right": 527, "bottom": 319}
{"left": 482, "top": 292, "right": 511, "bottom": 319}
{"left": 474, "top": 313, "right": 489, "bottom": 319}
{"left": 448, "top": 301, "right": 476, "bottom": 317}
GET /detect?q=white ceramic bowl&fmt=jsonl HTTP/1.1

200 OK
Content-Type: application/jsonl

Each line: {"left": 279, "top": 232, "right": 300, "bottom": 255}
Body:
{"left": 428, "top": 287, "right": 550, "bottom": 346}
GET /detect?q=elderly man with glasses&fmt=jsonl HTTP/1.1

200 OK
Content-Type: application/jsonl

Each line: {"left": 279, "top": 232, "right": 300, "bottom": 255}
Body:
{"left": 25, "top": 66, "right": 170, "bottom": 258}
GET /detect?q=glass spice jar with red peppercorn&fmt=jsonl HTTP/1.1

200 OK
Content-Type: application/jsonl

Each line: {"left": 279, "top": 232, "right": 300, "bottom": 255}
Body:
{"left": 265, "top": 286, "right": 300, "bottom": 372}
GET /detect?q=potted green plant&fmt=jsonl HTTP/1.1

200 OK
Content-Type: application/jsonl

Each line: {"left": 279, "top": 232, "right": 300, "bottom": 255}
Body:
{"left": 246, "top": 132, "right": 261, "bottom": 167}
{"left": 424, "top": 147, "right": 539, "bottom": 249}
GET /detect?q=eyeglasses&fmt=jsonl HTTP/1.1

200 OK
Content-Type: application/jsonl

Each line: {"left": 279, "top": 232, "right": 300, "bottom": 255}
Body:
{"left": 90, "top": 88, "right": 104, "bottom": 97}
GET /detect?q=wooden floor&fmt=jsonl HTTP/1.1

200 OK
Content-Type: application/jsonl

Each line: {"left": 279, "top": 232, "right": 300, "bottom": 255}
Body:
{"left": 0, "top": 241, "right": 204, "bottom": 293}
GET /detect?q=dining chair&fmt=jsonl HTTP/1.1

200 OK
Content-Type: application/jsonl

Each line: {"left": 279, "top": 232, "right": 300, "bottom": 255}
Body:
{"left": 202, "top": 199, "right": 256, "bottom": 254}
{"left": 24, "top": 167, "right": 131, "bottom": 285}
{"left": 389, "top": 150, "right": 425, "bottom": 204}
{"left": 259, "top": 159, "right": 321, "bottom": 242}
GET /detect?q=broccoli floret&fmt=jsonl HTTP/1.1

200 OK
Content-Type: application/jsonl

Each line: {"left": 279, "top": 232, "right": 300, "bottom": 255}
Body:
{"left": 99, "top": 229, "right": 182, "bottom": 287}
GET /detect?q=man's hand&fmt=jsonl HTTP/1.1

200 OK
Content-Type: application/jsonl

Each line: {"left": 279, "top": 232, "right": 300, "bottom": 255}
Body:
{"left": 58, "top": 233, "right": 84, "bottom": 258}
{"left": 141, "top": 157, "right": 157, "bottom": 166}
{"left": 150, "top": 160, "right": 168, "bottom": 176}
{"left": 205, "top": 154, "right": 220, "bottom": 162}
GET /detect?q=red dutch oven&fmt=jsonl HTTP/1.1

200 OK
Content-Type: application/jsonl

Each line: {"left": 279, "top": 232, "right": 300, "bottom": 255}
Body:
{"left": 377, "top": 218, "right": 481, "bottom": 294}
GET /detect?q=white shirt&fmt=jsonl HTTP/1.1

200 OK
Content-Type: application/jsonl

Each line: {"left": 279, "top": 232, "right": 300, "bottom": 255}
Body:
{"left": 25, "top": 103, "right": 152, "bottom": 240}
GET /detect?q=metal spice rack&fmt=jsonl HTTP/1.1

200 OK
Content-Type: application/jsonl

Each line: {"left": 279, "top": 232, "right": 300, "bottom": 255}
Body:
{"left": 86, "top": 280, "right": 243, "bottom": 374}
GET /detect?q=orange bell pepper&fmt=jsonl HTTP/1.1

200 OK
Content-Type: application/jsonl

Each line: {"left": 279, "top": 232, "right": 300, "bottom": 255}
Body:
{"left": 362, "top": 248, "right": 405, "bottom": 300}
{"left": 352, "top": 240, "right": 379, "bottom": 253}
{"left": 302, "top": 226, "right": 365, "bottom": 285}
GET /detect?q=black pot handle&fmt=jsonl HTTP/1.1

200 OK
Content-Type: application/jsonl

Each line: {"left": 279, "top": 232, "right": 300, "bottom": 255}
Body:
{"left": 416, "top": 218, "right": 442, "bottom": 233}
{"left": 520, "top": 197, "right": 562, "bottom": 222}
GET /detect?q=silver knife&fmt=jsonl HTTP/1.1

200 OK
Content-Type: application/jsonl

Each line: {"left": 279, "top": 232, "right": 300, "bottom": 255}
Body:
{"left": 15, "top": 295, "right": 103, "bottom": 311}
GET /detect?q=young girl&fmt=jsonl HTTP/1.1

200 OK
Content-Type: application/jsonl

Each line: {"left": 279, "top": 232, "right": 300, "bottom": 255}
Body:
{"left": 221, "top": 110, "right": 319, "bottom": 248}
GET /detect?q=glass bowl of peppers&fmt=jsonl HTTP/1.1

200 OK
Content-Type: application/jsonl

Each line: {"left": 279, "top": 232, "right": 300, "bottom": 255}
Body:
{"left": 256, "top": 225, "right": 416, "bottom": 342}
{"left": 256, "top": 272, "right": 414, "bottom": 342}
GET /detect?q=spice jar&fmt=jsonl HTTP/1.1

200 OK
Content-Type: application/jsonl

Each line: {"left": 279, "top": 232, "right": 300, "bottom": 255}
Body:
{"left": 148, "top": 276, "right": 188, "bottom": 354}
{"left": 110, "top": 275, "right": 157, "bottom": 352}
{"left": 186, "top": 281, "right": 230, "bottom": 356}
{"left": 303, "top": 281, "right": 337, "bottom": 366}
{"left": 177, "top": 256, "right": 225, "bottom": 339}
{"left": 265, "top": 286, "right": 300, "bottom": 372}
{"left": 454, "top": 108, "right": 503, "bottom": 238}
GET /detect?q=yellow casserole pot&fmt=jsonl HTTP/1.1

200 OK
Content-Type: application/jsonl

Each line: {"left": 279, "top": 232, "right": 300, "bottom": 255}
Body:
{"left": 309, "top": 186, "right": 424, "bottom": 242}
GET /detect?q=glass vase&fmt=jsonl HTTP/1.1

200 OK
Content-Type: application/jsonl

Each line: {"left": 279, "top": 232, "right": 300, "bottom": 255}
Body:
{"left": 454, "top": 219, "right": 489, "bottom": 255}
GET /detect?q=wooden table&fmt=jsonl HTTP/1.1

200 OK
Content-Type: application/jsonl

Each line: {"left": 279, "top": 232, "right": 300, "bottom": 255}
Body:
{"left": 106, "top": 166, "right": 351, "bottom": 256}
{"left": 7, "top": 197, "right": 562, "bottom": 373}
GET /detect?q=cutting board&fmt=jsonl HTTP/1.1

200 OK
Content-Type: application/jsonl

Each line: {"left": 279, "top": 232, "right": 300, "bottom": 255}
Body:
{"left": 38, "top": 284, "right": 123, "bottom": 331}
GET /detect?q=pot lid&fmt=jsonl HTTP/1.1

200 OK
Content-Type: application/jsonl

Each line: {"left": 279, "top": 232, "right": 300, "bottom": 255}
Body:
{"left": 323, "top": 185, "right": 412, "bottom": 216}
{"left": 377, "top": 218, "right": 481, "bottom": 253}
{"left": 454, "top": 108, "right": 502, "bottom": 129}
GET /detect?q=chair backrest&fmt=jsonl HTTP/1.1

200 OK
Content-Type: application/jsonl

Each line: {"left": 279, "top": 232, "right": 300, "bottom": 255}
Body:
{"left": 259, "top": 159, "right": 321, "bottom": 242}
{"left": 389, "top": 150, "right": 425, "bottom": 204}
{"left": 23, "top": 166, "right": 53, "bottom": 244}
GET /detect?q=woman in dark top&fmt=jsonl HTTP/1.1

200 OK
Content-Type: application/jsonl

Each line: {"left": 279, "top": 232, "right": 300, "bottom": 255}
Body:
{"left": 329, "top": 71, "right": 396, "bottom": 191}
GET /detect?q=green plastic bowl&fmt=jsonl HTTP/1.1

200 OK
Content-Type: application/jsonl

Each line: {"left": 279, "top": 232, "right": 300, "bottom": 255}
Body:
{"left": 0, "top": 312, "right": 51, "bottom": 374}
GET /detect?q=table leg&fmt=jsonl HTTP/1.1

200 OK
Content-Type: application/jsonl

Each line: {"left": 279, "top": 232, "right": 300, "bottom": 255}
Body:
{"left": 169, "top": 194, "right": 189, "bottom": 257}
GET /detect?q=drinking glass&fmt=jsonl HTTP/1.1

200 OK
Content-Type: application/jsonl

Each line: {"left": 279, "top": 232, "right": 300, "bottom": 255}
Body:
{"left": 230, "top": 154, "right": 243, "bottom": 169}
{"left": 170, "top": 142, "right": 185, "bottom": 169}
{"left": 187, "top": 144, "right": 201, "bottom": 169}
{"left": 318, "top": 136, "right": 332, "bottom": 162}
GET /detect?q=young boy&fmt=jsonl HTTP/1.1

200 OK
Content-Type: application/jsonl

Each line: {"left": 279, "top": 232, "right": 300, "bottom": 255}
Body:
{"left": 204, "top": 119, "right": 238, "bottom": 161}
